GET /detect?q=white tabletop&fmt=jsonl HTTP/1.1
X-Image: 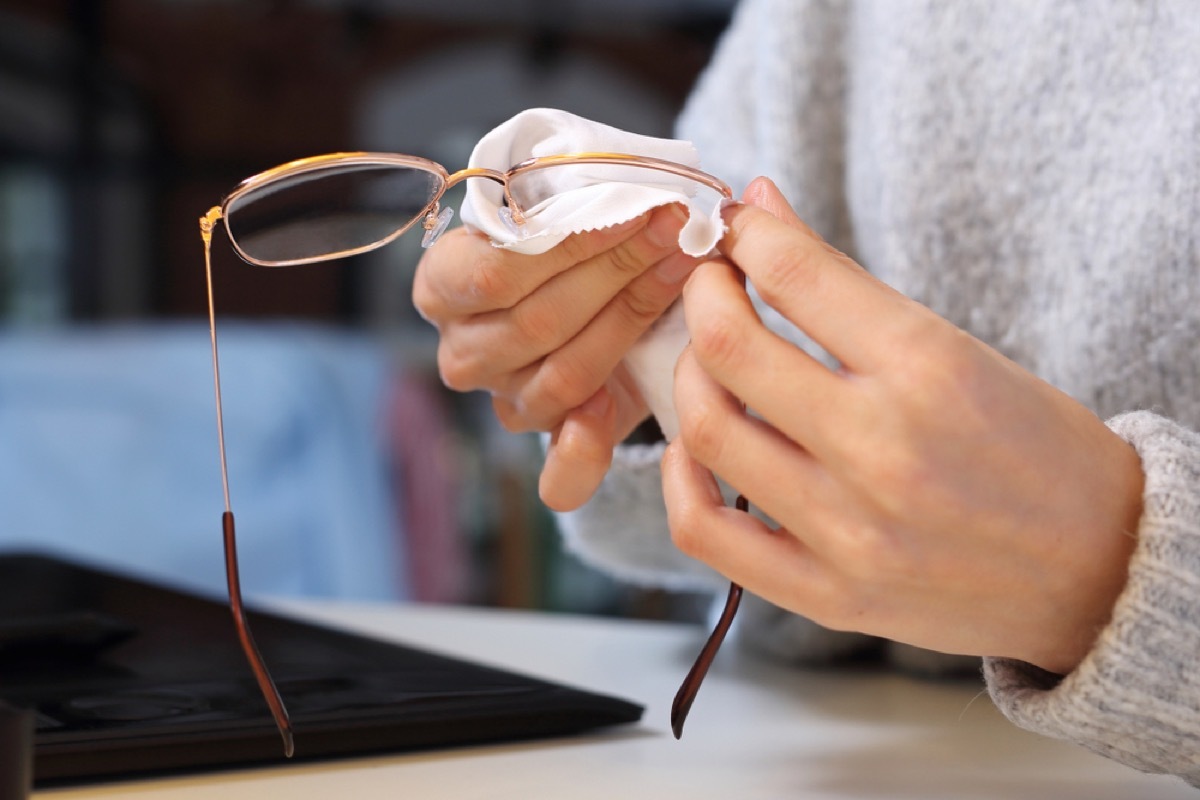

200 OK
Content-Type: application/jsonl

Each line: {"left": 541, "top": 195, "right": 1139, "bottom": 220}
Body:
{"left": 34, "top": 601, "right": 1195, "bottom": 799}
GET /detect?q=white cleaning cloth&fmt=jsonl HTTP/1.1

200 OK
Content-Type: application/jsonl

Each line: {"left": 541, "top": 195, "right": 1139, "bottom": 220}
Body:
{"left": 460, "top": 108, "right": 727, "bottom": 439}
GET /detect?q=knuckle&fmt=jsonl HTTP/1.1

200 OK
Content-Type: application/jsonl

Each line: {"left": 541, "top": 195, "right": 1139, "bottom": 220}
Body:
{"left": 833, "top": 524, "right": 893, "bottom": 585}
{"left": 753, "top": 246, "right": 822, "bottom": 311}
{"left": 465, "top": 252, "right": 520, "bottom": 309}
{"left": 556, "top": 212, "right": 650, "bottom": 268}
{"left": 728, "top": 210, "right": 823, "bottom": 310}
{"left": 436, "top": 342, "right": 480, "bottom": 392}
{"left": 668, "top": 505, "right": 711, "bottom": 560}
{"left": 866, "top": 438, "right": 923, "bottom": 492}
{"left": 604, "top": 235, "right": 656, "bottom": 279}
{"left": 847, "top": 437, "right": 930, "bottom": 518}
{"left": 534, "top": 359, "right": 590, "bottom": 414}
{"left": 510, "top": 301, "right": 564, "bottom": 349}
{"left": 826, "top": 519, "right": 922, "bottom": 602}
{"left": 931, "top": 331, "right": 985, "bottom": 395}
{"left": 689, "top": 307, "right": 744, "bottom": 372}
{"left": 436, "top": 360, "right": 470, "bottom": 392}
{"left": 491, "top": 396, "right": 533, "bottom": 434}
{"left": 612, "top": 281, "right": 670, "bottom": 331}
{"left": 556, "top": 227, "right": 607, "bottom": 265}
{"left": 887, "top": 327, "right": 984, "bottom": 423}
{"left": 888, "top": 348, "right": 939, "bottom": 401}
{"left": 409, "top": 272, "right": 441, "bottom": 323}
{"left": 677, "top": 396, "right": 730, "bottom": 467}
{"left": 891, "top": 311, "right": 961, "bottom": 374}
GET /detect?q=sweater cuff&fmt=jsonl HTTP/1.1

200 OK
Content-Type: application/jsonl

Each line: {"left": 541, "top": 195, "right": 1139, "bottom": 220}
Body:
{"left": 983, "top": 411, "right": 1200, "bottom": 784}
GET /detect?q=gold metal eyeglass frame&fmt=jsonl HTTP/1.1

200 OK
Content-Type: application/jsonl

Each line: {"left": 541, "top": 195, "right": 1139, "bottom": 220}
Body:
{"left": 199, "top": 150, "right": 740, "bottom": 756}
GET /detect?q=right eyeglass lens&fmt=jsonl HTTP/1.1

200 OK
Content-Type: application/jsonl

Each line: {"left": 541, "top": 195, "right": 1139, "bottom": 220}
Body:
{"left": 225, "top": 162, "right": 444, "bottom": 265}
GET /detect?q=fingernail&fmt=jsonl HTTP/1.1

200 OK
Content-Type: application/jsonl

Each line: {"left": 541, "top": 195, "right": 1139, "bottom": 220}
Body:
{"left": 646, "top": 204, "right": 689, "bottom": 248}
{"left": 581, "top": 388, "right": 612, "bottom": 418}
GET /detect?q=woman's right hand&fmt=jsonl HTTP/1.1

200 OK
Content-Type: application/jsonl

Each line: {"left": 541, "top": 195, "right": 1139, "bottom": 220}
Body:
{"left": 412, "top": 205, "right": 699, "bottom": 510}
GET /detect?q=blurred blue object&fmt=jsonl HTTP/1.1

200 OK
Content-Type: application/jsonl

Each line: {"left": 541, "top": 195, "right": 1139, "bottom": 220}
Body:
{"left": 0, "top": 322, "right": 409, "bottom": 602}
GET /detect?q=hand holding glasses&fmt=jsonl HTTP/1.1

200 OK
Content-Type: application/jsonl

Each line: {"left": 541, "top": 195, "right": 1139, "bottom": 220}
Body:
{"left": 199, "top": 150, "right": 746, "bottom": 753}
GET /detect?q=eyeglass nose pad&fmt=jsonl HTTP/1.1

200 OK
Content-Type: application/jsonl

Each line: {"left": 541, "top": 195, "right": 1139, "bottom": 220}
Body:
{"left": 497, "top": 206, "right": 526, "bottom": 238}
{"left": 420, "top": 206, "right": 455, "bottom": 248}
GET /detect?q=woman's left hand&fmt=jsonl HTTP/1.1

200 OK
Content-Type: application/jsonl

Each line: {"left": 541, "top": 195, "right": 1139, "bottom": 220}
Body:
{"left": 662, "top": 178, "right": 1145, "bottom": 675}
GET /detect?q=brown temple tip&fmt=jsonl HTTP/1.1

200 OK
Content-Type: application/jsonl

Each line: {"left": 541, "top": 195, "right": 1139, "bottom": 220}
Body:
{"left": 669, "top": 494, "right": 750, "bottom": 741}
{"left": 670, "top": 693, "right": 691, "bottom": 740}
{"left": 670, "top": 580, "right": 743, "bottom": 741}
{"left": 222, "top": 511, "right": 296, "bottom": 759}
{"left": 281, "top": 726, "right": 295, "bottom": 759}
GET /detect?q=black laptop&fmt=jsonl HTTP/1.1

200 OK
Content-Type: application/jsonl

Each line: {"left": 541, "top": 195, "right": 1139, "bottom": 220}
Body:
{"left": 0, "top": 551, "right": 643, "bottom": 785}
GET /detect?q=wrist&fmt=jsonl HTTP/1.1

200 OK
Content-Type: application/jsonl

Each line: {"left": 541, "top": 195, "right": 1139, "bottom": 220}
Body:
{"left": 1026, "top": 426, "right": 1144, "bottom": 675}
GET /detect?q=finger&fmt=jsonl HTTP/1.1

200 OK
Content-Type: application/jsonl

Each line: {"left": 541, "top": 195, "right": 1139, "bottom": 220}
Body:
{"left": 413, "top": 214, "right": 647, "bottom": 322}
{"left": 437, "top": 205, "right": 690, "bottom": 388}
{"left": 539, "top": 387, "right": 618, "bottom": 511}
{"left": 742, "top": 179, "right": 858, "bottom": 270}
{"left": 493, "top": 352, "right": 649, "bottom": 438}
{"left": 497, "top": 250, "right": 698, "bottom": 429}
{"left": 682, "top": 257, "right": 854, "bottom": 459}
{"left": 673, "top": 341, "right": 850, "bottom": 539}
{"left": 661, "top": 440, "right": 830, "bottom": 603}
{"left": 718, "top": 202, "right": 923, "bottom": 371}
{"left": 741, "top": 177, "right": 807, "bottom": 229}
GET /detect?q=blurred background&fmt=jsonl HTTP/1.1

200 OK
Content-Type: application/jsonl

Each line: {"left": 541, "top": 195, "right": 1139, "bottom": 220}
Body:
{"left": 0, "top": 0, "right": 734, "bottom": 619}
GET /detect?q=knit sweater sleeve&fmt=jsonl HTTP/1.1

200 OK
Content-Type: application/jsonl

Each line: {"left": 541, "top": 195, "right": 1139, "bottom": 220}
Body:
{"left": 984, "top": 411, "right": 1200, "bottom": 787}
{"left": 554, "top": 442, "right": 725, "bottom": 592}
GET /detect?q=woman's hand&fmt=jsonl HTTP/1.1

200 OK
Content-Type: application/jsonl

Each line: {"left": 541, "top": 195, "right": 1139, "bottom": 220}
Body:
{"left": 662, "top": 178, "right": 1145, "bottom": 674}
{"left": 413, "top": 205, "right": 699, "bottom": 510}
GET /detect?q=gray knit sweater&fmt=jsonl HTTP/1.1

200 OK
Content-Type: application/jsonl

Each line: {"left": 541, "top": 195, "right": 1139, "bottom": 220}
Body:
{"left": 556, "top": 0, "right": 1200, "bottom": 786}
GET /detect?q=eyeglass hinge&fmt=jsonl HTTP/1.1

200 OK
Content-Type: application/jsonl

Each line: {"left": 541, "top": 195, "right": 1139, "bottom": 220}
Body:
{"left": 199, "top": 206, "right": 223, "bottom": 245}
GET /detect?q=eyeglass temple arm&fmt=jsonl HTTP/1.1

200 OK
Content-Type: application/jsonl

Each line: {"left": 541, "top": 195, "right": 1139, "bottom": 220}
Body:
{"left": 200, "top": 208, "right": 232, "bottom": 512}
{"left": 223, "top": 511, "right": 294, "bottom": 757}
{"left": 669, "top": 494, "right": 747, "bottom": 739}
{"left": 200, "top": 208, "right": 295, "bottom": 758}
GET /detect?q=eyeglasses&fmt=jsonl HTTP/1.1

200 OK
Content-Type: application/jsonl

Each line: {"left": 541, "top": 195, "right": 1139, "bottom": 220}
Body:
{"left": 198, "top": 150, "right": 740, "bottom": 755}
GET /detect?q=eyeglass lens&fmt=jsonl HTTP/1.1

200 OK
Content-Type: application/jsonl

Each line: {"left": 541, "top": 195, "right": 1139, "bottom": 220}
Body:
{"left": 225, "top": 163, "right": 445, "bottom": 264}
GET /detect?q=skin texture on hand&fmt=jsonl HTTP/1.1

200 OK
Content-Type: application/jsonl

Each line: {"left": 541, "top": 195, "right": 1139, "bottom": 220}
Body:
{"left": 412, "top": 205, "right": 700, "bottom": 511}
{"left": 662, "top": 178, "right": 1145, "bottom": 675}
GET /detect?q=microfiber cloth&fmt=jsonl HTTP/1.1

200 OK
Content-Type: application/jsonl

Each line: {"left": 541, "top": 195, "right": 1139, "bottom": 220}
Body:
{"left": 460, "top": 108, "right": 727, "bottom": 439}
